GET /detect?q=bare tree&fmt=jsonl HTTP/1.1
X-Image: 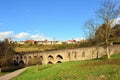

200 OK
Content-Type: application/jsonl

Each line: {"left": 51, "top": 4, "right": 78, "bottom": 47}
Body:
{"left": 84, "top": 19, "right": 98, "bottom": 40}
{"left": 96, "top": 0, "right": 120, "bottom": 59}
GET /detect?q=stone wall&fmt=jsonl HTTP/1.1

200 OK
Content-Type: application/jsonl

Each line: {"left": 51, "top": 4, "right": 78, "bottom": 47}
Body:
{"left": 13, "top": 45, "right": 120, "bottom": 65}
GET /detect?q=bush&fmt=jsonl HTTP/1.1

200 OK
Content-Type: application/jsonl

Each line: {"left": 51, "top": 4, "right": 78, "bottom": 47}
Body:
{"left": 1, "top": 65, "right": 25, "bottom": 72}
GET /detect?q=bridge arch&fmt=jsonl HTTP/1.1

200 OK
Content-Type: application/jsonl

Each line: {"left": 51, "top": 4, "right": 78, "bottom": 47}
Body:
{"left": 28, "top": 56, "right": 32, "bottom": 59}
{"left": 34, "top": 56, "right": 37, "bottom": 58}
{"left": 48, "top": 61, "right": 53, "bottom": 64}
{"left": 40, "top": 55, "right": 43, "bottom": 61}
{"left": 19, "top": 60, "right": 24, "bottom": 65}
{"left": 56, "top": 61, "right": 62, "bottom": 63}
{"left": 48, "top": 55, "right": 54, "bottom": 61}
{"left": 56, "top": 55, "right": 63, "bottom": 60}
{"left": 37, "top": 55, "right": 43, "bottom": 65}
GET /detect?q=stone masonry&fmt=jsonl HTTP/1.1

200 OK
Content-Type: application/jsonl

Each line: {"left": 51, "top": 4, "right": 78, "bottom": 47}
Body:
{"left": 13, "top": 45, "right": 120, "bottom": 65}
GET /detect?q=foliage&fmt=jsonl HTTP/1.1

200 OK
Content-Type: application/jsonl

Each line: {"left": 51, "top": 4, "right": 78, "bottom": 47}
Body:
{"left": 0, "top": 39, "right": 15, "bottom": 68}
{"left": 95, "top": 24, "right": 120, "bottom": 45}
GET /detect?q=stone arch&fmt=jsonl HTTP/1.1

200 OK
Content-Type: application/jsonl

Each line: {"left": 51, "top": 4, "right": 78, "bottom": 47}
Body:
{"left": 56, "top": 55, "right": 63, "bottom": 60}
{"left": 48, "top": 55, "right": 54, "bottom": 61}
{"left": 34, "top": 56, "right": 37, "bottom": 58}
{"left": 57, "top": 61, "right": 62, "bottom": 63}
{"left": 16, "top": 56, "right": 19, "bottom": 60}
{"left": 37, "top": 55, "right": 43, "bottom": 65}
{"left": 38, "top": 62, "right": 42, "bottom": 65}
{"left": 19, "top": 60, "right": 24, "bottom": 64}
{"left": 40, "top": 56, "right": 43, "bottom": 61}
{"left": 19, "top": 60, "right": 25, "bottom": 67}
{"left": 16, "top": 56, "right": 19, "bottom": 59}
{"left": 28, "top": 56, "right": 32, "bottom": 59}
{"left": 48, "top": 61, "right": 53, "bottom": 64}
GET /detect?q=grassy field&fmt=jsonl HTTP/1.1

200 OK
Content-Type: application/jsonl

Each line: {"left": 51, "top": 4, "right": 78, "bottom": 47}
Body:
{"left": 15, "top": 47, "right": 42, "bottom": 52}
{"left": 13, "top": 54, "right": 120, "bottom": 80}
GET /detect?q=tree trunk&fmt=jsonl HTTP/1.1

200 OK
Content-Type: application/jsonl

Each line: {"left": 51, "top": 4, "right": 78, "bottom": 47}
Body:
{"left": 36, "top": 64, "right": 39, "bottom": 71}
{"left": 105, "top": 23, "right": 111, "bottom": 59}
{"left": 106, "top": 47, "right": 111, "bottom": 59}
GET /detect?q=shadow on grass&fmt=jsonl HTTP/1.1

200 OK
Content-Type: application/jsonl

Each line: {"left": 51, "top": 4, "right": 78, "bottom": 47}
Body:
{"left": 92, "top": 55, "right": 108, "bottom": 61}
{"left": 38, "top": 65, "right": 53, "bottom": 71}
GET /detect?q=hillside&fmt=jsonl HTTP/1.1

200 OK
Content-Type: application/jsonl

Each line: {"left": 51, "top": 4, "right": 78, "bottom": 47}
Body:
{"left": 13, "top": 54, "right": 120, "bottom": 80}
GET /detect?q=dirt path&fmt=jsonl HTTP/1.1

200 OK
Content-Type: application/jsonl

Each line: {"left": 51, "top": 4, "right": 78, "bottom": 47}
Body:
{"left": 0, "top": 67, "right": 27, "bottom": 80}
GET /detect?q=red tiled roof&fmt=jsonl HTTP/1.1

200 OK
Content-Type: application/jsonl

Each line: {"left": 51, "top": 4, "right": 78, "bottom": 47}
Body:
{"left": 67, "top": 40, "right": 76, "bottom": 42}
{"left": 26, "top": 40, "right": 35, "bottom": 42}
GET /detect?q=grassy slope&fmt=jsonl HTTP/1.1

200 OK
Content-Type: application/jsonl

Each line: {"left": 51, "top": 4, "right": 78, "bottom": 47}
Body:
{"left": 13, "top": 54, "right": 120, "bottom": 80}
{"left": 15, "top": 47, "right": 41, "bottom": 52}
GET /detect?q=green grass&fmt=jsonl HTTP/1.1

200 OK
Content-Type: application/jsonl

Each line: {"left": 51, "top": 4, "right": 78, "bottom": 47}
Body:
{"left": 13, "top": 54, "right": 120, "bottom": 80}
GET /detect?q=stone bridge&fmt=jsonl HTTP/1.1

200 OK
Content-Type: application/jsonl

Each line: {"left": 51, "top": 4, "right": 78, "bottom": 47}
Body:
{"left": 13, "top": 45, "right": 120, "bottom": 65}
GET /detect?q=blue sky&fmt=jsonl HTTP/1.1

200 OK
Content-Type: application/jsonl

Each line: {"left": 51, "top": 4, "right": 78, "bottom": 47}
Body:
{"left": 0, "top": 0, "right": 119, "bottom": 41}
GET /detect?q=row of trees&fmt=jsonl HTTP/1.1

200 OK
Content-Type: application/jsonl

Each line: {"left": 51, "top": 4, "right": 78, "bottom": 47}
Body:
{"left": 84, "top": 0, "right": 120, "bottom": 59}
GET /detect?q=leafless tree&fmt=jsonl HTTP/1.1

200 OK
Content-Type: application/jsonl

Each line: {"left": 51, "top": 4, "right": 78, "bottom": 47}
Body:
{"left": 84, "top": 19, "right": 98, "bottom": 40}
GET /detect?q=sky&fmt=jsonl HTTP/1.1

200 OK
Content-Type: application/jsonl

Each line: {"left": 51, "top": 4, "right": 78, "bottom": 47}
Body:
{"left": 0, "top": 0, "right": 120, "bottom": 41}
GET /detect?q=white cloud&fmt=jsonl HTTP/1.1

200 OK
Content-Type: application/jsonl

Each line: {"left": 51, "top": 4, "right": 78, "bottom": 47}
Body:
{"left": 74, "top": 38, "right": 85, "bottom": 41}
{"left": 0, "top": 31, "right": 51, "bottom": 41}
{"left": 14, "top": 32, "right": 30, "bottom": 39}
{"left": 0, "top": 31, "right": 13, "bottom": 40}
{"left": 30, "top": 34, "right": 44, "bottom": 40}
{"left": 30, "top": 34, "right": 51, "bottom": 41}
{"left": 111, "top": 18, "right": 120, "bottom": 27}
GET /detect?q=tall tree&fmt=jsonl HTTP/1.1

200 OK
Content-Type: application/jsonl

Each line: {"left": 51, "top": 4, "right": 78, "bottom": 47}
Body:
{"left": 96, "top": 0, "right": 120, "bottom": 59}
{"left": 0, "top": 39, "right": 15, "bottom": 68}
{"left": 84, "top": 0, "right": 120, "bottom": 59}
